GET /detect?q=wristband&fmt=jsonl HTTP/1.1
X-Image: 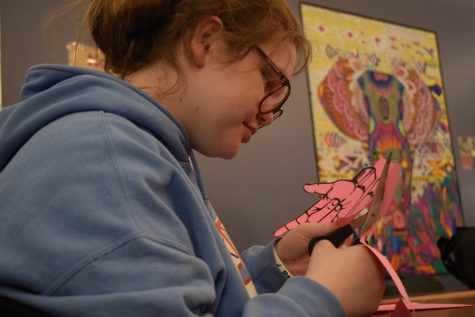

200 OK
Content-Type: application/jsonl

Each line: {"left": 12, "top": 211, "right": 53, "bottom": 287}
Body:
{"left": 273, "top": 247, "right": 292, "bottom": 279}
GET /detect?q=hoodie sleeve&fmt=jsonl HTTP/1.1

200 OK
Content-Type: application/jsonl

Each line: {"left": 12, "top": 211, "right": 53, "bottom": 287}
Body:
{"left": 2, "top": 236, "right": 344, "bottom": 317}
{"left": 241, "top": 241, "right": 288, "bottom": 293}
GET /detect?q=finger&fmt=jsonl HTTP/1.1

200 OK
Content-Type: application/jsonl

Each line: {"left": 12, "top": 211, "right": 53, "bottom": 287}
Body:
{"left": 359, "top": 244, "right": 386, "bottom": 276}
{"left": 304, "top": 183, "right": 332, "bottom": 194}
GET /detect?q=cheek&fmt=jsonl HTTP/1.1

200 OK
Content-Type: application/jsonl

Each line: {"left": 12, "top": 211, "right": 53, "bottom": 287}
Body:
{"left": 224, "top": 72, "right": 264, "bottom": 113}
{"left": 214, "top": 95, "right": 257, "bottom": 125}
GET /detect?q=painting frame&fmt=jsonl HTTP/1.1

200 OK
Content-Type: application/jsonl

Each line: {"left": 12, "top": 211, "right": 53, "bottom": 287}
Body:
{"left": 300, "top": 2, "right": 463, "bottom": 274}
{"left": 0, "top": 9, "right": 2, "bottom": 110}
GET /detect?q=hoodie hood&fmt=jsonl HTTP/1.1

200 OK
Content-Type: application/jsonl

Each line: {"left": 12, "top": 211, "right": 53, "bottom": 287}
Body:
{"left": 0, "top": 64, "right": 191, "bottom": 173}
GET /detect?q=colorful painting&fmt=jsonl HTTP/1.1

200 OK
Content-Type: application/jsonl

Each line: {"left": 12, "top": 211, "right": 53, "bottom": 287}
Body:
{"left": 458, "top": 136, "right": 475, "bottom": 170}
{"left": 301, "top": 4, "right": 463, "bottom": 274}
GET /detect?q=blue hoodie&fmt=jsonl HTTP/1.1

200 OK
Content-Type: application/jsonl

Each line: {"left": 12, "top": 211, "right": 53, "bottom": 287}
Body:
{"left": 0, "top": 65, "right": 344, "bottom": 317}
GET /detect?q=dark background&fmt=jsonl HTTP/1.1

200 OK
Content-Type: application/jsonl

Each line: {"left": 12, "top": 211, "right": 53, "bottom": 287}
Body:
{"left": 1, "top": 0, "right": 474, "bottom": 256}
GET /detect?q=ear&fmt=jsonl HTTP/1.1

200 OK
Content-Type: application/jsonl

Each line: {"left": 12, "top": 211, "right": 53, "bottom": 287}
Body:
{"left": 190, "top": 16, "right": 224, "bottom": 68}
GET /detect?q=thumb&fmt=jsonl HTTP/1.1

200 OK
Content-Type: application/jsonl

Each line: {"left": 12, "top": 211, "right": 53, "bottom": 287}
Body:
{"left": 291, "top": 222, "right": 338, "bottom": 240}
{"left": 310, "top": 238, "right": 336, "bottom": 256}
{"left": 276, "top": 222, "right": 337, "bottom": 255}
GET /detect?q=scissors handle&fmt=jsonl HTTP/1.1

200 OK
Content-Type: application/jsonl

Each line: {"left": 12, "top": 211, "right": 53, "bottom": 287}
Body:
{"left": 307, "top": 224, "right": 355, "bottom": 255}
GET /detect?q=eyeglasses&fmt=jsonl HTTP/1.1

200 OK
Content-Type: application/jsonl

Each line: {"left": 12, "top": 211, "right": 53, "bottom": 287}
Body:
{"left": 255, "top": 46, "right": 291, "bottom": 128}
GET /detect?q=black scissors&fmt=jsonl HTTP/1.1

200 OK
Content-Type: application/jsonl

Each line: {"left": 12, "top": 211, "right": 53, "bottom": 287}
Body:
{"left": 308, "top": 154, "right": 392, "bottom": 255}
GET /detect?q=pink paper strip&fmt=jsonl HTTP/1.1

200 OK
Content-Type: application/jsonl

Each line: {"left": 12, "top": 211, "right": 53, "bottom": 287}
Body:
{"left": 360, "top": 239, "right": 410, "bottom": 302}
{"left": 379, "top": 302, "right": 472, "bottom": 312}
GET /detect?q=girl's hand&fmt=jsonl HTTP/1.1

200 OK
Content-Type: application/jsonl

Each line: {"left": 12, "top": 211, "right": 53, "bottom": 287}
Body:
{"left": 306, "top": 240, "right": 385, "bottom": 317}
{"left": 275, "top": 223, "right": 385, "bottom": 316}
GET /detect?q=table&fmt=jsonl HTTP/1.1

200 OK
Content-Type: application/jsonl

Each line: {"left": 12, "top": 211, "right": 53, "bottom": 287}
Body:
{"left": 373, "top": 290, "right": 475, "bottom": 316}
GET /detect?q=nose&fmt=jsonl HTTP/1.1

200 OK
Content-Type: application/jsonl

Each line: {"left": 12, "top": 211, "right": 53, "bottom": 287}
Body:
{"left": 257, "top": 111, "right": 274, "bottom": 128}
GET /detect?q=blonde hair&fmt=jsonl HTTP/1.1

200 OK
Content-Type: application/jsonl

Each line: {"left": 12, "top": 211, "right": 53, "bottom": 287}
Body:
{"left": 85, "top": 0, "right": 311, "bottom": 79}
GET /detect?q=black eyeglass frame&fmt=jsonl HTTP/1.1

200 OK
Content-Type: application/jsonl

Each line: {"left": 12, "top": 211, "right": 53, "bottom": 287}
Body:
{"left": 254, "top": 46, "right": 291, "bottom": 123}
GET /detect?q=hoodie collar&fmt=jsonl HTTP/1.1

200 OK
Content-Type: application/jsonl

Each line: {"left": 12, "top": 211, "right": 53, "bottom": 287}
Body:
{"left": 0, "top": 65, "right": 192, "bottom": 173}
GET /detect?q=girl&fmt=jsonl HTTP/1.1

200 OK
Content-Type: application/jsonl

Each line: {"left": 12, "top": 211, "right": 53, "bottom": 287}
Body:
{"left": 0, "top": 1, "right": 384, "bottom": 316}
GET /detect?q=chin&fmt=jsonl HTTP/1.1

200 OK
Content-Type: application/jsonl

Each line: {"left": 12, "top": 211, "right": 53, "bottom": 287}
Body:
{"left": 220, "top": 150, "right": 239, "bottom": 160}
{"left": 196, "top": 143, "right": 241, "bottom": 160}
{"left": 216, "top": 145, "right": 240, "bottom": 160}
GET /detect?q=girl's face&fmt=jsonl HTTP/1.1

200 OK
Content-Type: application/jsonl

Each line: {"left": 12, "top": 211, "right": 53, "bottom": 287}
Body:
{"left": 178, "top": 37, "right": 297, "bottom": 159}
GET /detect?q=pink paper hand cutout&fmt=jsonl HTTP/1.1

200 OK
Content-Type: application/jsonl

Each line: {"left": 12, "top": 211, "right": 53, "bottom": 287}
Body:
{"left": 274, "top": 158, "right": 401, "bottom": 237}
{"left": 275, "top": 161, "right": 385, "bottom": 237}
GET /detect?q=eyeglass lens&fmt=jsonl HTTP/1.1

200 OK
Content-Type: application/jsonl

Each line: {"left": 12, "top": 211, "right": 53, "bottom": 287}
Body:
{"left": 260, "top": 85, "right": 290, "bottom": 114}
